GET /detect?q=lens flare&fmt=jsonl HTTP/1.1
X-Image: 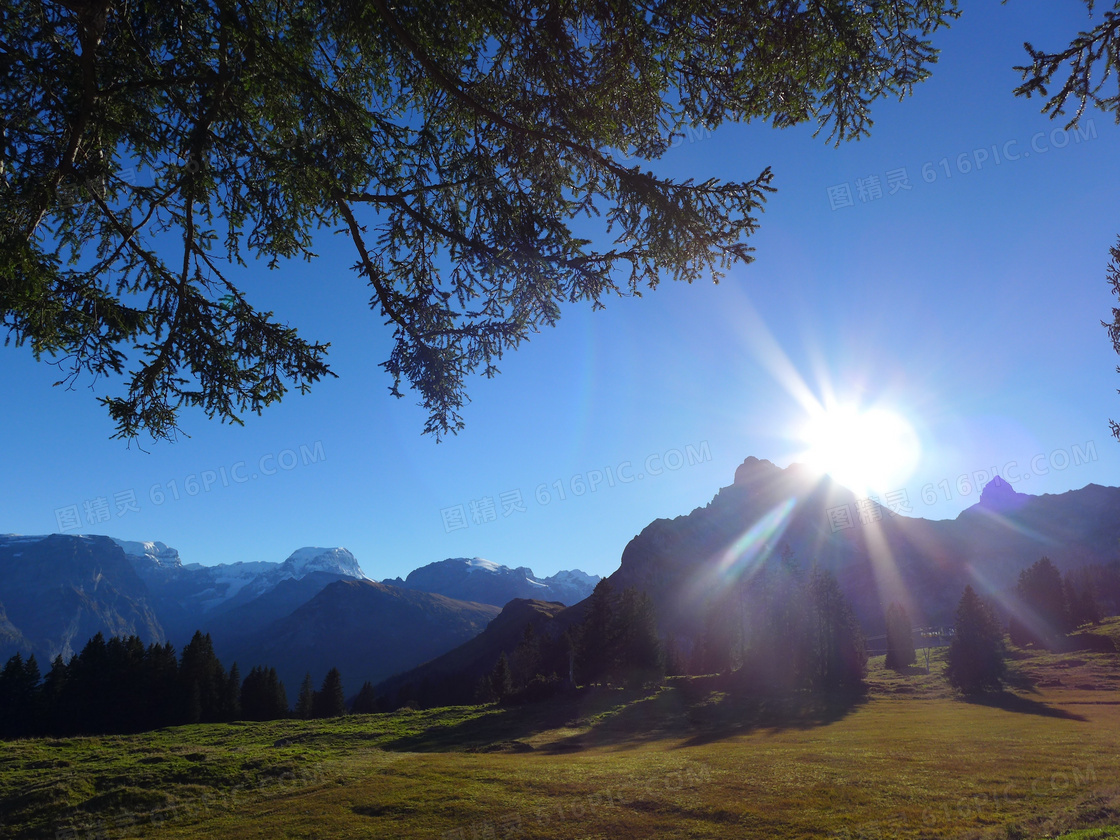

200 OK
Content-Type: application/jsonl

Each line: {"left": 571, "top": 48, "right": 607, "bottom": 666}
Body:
{"left": 798, "top": 404, "right": 921, "bottom": 496}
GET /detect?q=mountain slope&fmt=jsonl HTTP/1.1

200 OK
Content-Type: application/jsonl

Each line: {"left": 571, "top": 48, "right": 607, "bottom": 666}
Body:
{"left": 375, "top": 598, "right": 569, "bottom": 705}
{"left": 378, "top": 457, "right": 1120, "bottom": 705}
{"left": 609, "top": 457, "right": 1120, "bottom": 643}
{"left": 226, "top": 580, "right": 502, "bottom": 695}
{"left": 0, "top": 534, "right": 164, "bottom": 662}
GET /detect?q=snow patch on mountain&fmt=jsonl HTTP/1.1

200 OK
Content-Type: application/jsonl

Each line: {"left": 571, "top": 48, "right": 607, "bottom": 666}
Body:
{"left": 462, "top": 557, "right": 502, "bottom": 574}
{"left": 385, "top": 557, "right": 600, "bottom": 606}
{"left": 281, "top": 547, "right": 367, "bottom": 580}
{"left": 112, "top": 539, "right": 182, "bottom": 569}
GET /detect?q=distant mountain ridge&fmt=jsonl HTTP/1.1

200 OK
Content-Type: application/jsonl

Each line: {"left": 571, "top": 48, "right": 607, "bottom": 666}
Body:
{"left": 224, "top": 579, "right": 502, "bottom": 695}
{"left": 379, "top": 457, "right": 1120, "bottom": 705}
{"left": 0, "top": 534, "right": 600, "bottom": 697}
{"left": 383, "top": 557, "right": 599, "bottom": 607}
{"left": 111, "top": 540, "right": 368, "bottom": 644}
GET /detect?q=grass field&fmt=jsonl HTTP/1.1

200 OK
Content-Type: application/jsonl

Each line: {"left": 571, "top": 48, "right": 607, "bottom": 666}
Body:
{"left": 4, "top": 620, "right": 1120, "bottom": 840}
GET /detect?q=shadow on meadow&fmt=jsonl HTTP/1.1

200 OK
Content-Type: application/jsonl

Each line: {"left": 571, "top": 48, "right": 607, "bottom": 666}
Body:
{"left": 379, "top": 676, "right": 868, "bottom": 754}
{"left": 961, "top": 690, "right": 1087, "bottom": 721}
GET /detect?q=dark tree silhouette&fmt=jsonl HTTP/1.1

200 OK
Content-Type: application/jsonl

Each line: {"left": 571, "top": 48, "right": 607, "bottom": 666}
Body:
{"left": 1009, "top": 557, "right": 1069, "bottom": 649}
{"left": 314, "top": 668, "right": 347, "bottom": 718}
{"left": 351, "top": 681, "right": 379, "bottom": 714}
{"left": 885, "top": 602, "right": 916, "bottom": 671}
{"left": 946, "top": 586, "right": 1006, "bottom": 695}
{"left": 295, "top": 673, "right": 315, "bottom": 720}
{"left": 488, "top": 653, "right": 514, "bottom": 703}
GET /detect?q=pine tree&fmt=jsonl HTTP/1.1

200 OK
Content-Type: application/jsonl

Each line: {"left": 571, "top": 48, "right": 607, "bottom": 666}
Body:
{"left": 268, "top": 669, "right": 289, "bottom": 719}
{"left": 509, "top": 623, "right": 542, "bottom": 689}
{"left": 295, "top": 674, "right": 315, "bottom": 720}
{"left": 314, "top": 668, "right": 347, "bottom": 718}
{"left": 576, "top": 579, "right": 617, "bottom": 685}
{"left": 225, "top": 664, "right": 242, "bottom": 721}
{"left": 179, "top": 631, "right": 227, "bottom": 723}
{"left": 806, "top": 567, "right": 866, "bottom": 692}
{"left": 489, "top": 653, "right": 513, "bottom": 702}
{"left": 946, "top": 586, "right": 1006, "bottom": 695}
{"left": 40, "top": 655, "right": 69, "bottom": 736}
{"left": 884, "top": 602, "right": 916, "bottom": 671}
{"left": 240, "top": 666, "right": 269, "bottom": 721}
{"left": 615, "top": 588, "right": 662, "bottom": 687}
{"left": 0, "top": 654, "right": 40, "bottom": 738}
{"left": 351, "top": 682, "right": 379, "bottom": 714}
{"left": 1011, "top": 558, "right": 1068, "bottom": 649}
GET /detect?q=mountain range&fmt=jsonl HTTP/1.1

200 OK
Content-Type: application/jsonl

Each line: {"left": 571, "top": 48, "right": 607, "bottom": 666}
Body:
{"left": 0, "top": 535, "right": 597, "bottom": 692}
{"left": 382, "top": 558, "right": 599, "bottom": 607}
{"left": 4, "top": 456, "right": 1118, "bottom": 704}
{"left": 378, "top": 457, "right": 1120, "bottom": 701}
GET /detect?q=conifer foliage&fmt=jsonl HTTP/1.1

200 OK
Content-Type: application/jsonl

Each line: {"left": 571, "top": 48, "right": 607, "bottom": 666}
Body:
{"left": 0, "top": 628, "right": 356, "bottom": 738}
{"left": 945, "top": 586, "right": 1006, "bottom": 695}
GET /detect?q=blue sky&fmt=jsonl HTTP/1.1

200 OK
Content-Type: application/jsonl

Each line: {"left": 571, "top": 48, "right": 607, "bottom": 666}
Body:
{"left": 4, "top": 0, "right": 1118, "bottom": 581}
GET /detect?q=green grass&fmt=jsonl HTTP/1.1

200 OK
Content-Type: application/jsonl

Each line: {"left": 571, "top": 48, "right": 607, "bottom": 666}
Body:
{"left": 5, "top": 620, "right": 1120, "bottom": 840}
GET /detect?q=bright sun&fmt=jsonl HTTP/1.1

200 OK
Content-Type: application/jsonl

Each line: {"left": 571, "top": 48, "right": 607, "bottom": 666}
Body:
{"left": 798, "top": 404, "right": 921, "bottom": 496}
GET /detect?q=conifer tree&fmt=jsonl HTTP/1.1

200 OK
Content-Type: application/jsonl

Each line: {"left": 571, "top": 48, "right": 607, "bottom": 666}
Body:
{"left": 351, "top": 682, "right": 379, "bottom": 714}
{"left": 295, "top": 673, "right": 316, "bottom": 720}
{"left": 489, "top": 653, "right": 514, "bottom": 702}
{"left": 314, "top": 668, "right": 347, "bottom": 718}
{"left": 884, "top": 602, "right": 917, "bottom": 671}
{"left": 946, "top": 586, "right": 1006, "bottom": 695}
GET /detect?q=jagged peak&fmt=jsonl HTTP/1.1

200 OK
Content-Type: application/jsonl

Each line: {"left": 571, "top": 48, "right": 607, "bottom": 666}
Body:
{"left": 975, "top": 475, "right": 1031, "bottom": 513}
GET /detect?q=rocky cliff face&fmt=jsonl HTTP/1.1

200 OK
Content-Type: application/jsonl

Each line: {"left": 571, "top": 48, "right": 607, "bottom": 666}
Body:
{"left": 0, "top": 534, "right": 165, "bottom": 662}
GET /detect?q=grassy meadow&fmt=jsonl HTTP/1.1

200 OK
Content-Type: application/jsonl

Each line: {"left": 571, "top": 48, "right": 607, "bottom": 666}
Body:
{"left": 4, "top": 620, "right": 1120, "bottom": 840}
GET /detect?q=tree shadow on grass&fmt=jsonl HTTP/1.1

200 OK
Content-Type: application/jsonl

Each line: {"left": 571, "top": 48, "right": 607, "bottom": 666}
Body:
{"left": 541, "top": 676, "right": 867, "bottom": 753}
{"left": 379, "top": 678, "right": 867, "bottom": 754}
{"left": 962, "top": 690, "right": 1087, "bottom": 721}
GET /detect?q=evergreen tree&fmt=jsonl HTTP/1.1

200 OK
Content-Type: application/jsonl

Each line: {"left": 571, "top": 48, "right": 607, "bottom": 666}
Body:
{"left": 351, "top": 681, "right": 379, "bottom": 714}
{"left": 1065, "top": 573, "right": 1101, "bottom": 629}
{"left": 698, "top": 594, "right": 737, "bottom": 676}
{"left": 509, "top": 623, "right": 542, "bottom": 689}
{"left": 240, "top": 666, "right": 271, "bottom": 721}
{"left": 1010, "top": 558, "right": 1069, "bottom": 649}
{"left": 70, "top": 633, "right": 110, "bottom": 733}
{"left": 225, "top": 664, "right": 242, "bottom": 721}
{"left": 39, "top": 655, "right": 69, "bottom": 736}
{"left": 295, "top": 673, "right": 316, "bottom": 720}
{"left": 0, "top": 654, "right": 40, "bottom": 738}
{"left": 576, "top": 579, "right": 617, "bottom": 685}
{"left": 946, "top": 586, "right": 1006, "bottom": 695}
{"left": 884, "top": 602, "right": 917, "bottom": 671}
{"left": 179, "top": 631, "right": 227, "bottom": 723}
{"left": 488, "top": 653, "right": 513, "bottom": 702}
{"left": 314, "top": 668, "right": 347, "bottom": 718}
{"left": 267, "top": 668, "right": 289, "bottom": 719}
{"left": 615, "top": 587, "right": 663, "bottom": 687}
{"left": 142, "top": 642, "right": 180, "bottom": 731}
{"left": 806, "top": 567, "right": 866, "bottom": 692}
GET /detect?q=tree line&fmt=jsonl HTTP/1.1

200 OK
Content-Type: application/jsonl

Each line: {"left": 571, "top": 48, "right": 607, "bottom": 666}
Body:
{"left": 0, "top": 630, "right": 356, "bottom": 739}
{"left": 688, "top": 550, "right": 868, "bottom": 693}
{"left": 939, "top": 556, "right": 1105, "bottom": 695}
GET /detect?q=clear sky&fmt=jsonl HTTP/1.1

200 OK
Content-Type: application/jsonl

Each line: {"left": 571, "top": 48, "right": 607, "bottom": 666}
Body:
{"left": 4, "top": 1, "right": 1118, "bottom": 581}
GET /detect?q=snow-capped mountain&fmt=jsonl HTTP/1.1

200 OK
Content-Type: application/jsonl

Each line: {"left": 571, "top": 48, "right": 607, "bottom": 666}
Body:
{"left": 383, "top": 557, "right": 600, "bottom": 607}
{"left": 104, "top": 539, "right": 366, "bottom": 640}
